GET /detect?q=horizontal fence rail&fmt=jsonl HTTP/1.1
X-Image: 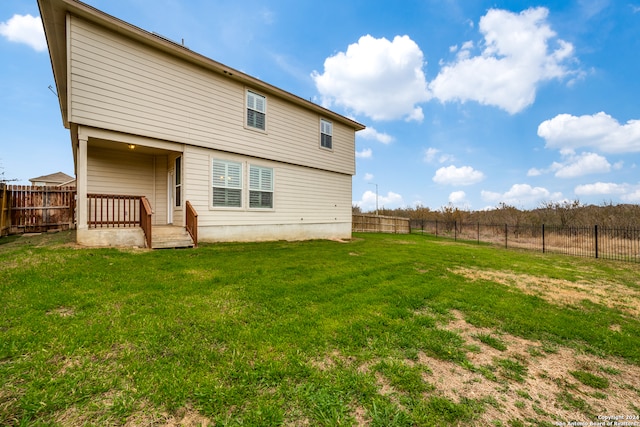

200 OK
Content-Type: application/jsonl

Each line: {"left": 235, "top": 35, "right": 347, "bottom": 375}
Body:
{"left": 411, "top": 220, "right": 640, "bottom": 263}
{"left": 87, "top": 194, "right": 142, "bottom": 228}
{"left": 353, "top": 214, "right": 410, "bottom": 234}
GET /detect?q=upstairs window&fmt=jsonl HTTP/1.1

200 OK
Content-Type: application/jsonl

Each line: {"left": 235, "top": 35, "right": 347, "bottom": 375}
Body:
{"left": 320, "top": 119, "right": 333, "bottom": 149}
{"left": 249, "top": 165, "right": 273, "bottom": 209}
{"left": 246, "top": 90, "right": 266, "bottom": 131}
{"left": 212, "top": 160, "right": 242, "bottom": 207}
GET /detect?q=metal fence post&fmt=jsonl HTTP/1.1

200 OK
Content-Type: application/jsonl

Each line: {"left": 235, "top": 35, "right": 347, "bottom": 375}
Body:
{"left": 505, "top": 224, "right": 508, "bottom": 248}
{"left": 542, "top": 224, "right": 545, "bottom": 253}
{"left": 595, "top": 224, "right": 599, "bottom": 259}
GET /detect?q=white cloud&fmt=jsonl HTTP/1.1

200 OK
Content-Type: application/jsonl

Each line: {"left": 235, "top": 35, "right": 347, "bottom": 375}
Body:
{"left": 554, "top": 152, "right": 611, "bottom": 178}
{"left": 537, "top": 112, "right": 640, "bottom": 153}
{"left": 574, "top": 182, "right": 640, "bottom": 202}
{"left": 622, "top": 189, "right": 640, "bottom": 203}
{"left": 429, "top": 7, "right": 577, "bottom": 114}
{"left": 358, "top": 127, "right": 394, "bottom": 144}
{"left": 574, "top": 182, "right": 628, "bottom": 196}
{"left": 424, "top": 147, "right": 454, "bottom": 164}
{"left": 0, "top": 14, "right": 46, "bottom": 52}
{"left": 529, "top": 151, "right": 612, "bottom": 178}
{"left": 363, "top": 173, "right": 374, "bottom": 181}
{"left": 481, "top": 184, "right": 562, "bottom": 207}
{"left": 449, "top": 190, "right": 467, "bottom": 205}
{"left": 354, "top": 190, "right": 405, "bottom": 211}
{"left": 424, "top": 147, "right": 440, "bottom": 163}
{"left": 433, "top": 165, "right": 485, "bottom": 186}
{"left": 356, "top": 148, "right": 373, "bottom": 159}
{"left": 312, "top": 34, "right": 430, "bottom": 121}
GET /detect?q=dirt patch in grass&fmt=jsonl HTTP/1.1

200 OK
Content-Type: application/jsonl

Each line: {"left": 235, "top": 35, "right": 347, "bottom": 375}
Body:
{"left": 55, "top": 399, "right": 215, "bottom": 427}
{"left": 451, "top": 266, "right": 640, "bottom": 317}
{"left": 46, "top": 306, "right": 76, "bottom": 318}
{"left": 309, "top": 349, "right": 357, "bottom": 371}
{"left": 425, "top": 310, "right": 640, "bottom": 425}
{"left": 384, "top": 239, "right": 416, "bottom": 245}
{"left": 156, "top": 405, "right": 213, "bottom": 427}
{"left": 312, "top": 310, "right": 640, "bottom": 425}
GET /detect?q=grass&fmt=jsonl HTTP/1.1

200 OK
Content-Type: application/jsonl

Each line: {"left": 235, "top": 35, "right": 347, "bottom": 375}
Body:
{"left": 1, "top": 230, "right": 640, "bottom": 426}
{"left": 569, "top": 371, "right": 610, "bottom": 389}
{"left": 473, "top": 333, "right": 508, "bottom": 351}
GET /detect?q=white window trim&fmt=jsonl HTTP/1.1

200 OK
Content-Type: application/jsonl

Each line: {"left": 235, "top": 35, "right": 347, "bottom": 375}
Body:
{"left": 211, "top": 159, "right": 244, "bottom": 210}
{"left": 244, "top": 89, "right": 268, "bottom": 133}
{"left": 320, "top": 118, "right": 333, "bottom": 151}
{"left": 248, "top": 164, "right": 275, "bottom": 210}
{"left": 174, "top": 155, "right": 183, "bottom": 209}
{"left": 209, "top": 157, "right": 277, "bottom": 211}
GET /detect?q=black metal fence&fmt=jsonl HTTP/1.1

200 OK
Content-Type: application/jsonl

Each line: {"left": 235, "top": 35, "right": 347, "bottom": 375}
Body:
{"left": 410, "top": 220, "right": 640, "bottom": 263}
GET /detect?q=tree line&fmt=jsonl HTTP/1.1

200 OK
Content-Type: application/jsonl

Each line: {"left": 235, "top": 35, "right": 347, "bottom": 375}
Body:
{"left": 353, "top": 201, "right": 640, "bottom": 228}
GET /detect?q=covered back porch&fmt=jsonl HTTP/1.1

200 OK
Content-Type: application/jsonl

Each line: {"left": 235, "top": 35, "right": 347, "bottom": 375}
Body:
{"left": 74, "top": 126, "right": 197, "bottom": 248}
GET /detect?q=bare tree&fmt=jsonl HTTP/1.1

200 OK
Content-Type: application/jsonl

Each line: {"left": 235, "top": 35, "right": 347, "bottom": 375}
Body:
{"left": 0, "top": 160, "right": 18, "bottom": 184}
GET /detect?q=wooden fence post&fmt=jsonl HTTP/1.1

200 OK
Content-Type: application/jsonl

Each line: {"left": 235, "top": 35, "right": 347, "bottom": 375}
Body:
{"left": 0, "top": 183, "right": 8, "bottom": 236}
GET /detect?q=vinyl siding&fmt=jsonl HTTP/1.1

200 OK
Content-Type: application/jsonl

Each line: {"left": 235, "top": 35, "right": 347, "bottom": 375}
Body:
{"left": 154, "top": 155, "right": 168, "bottom": 225}
{"left": 87, "top": 146, "right": 168, "bottom": 225}
{"left": 184, "top": 146, "right": 351, "bottom": 228}
{"left": 69, "top": 16, "right": 355, "bottom": 176}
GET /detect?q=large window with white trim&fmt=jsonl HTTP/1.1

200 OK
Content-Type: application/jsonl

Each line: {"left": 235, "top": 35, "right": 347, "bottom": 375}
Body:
{"left": 249, "top": 165, "right": 273, "bottom": 209}
{"left": 246, "top": 90, "right": 266, "bottom": 131}
{"left": 212, "top": 160, "right": 242, "bottom": 207}
{"left": 320, "top": 119, "right": 332, "bottom": 149}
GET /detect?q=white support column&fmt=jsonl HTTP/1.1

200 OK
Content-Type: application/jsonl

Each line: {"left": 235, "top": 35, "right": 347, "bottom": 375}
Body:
{"left": 76, "top": 132, "right": 88, "bottom": 231}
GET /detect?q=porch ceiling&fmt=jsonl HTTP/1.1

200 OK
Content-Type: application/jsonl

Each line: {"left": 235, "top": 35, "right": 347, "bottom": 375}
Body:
{"left": 89, "top": 138, "right": 176, "bottom": 155}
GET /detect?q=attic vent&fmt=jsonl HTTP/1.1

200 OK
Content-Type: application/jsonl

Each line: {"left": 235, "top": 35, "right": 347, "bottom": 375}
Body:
{"left": 151, "top": 32, "right": 188, "bottom": 49}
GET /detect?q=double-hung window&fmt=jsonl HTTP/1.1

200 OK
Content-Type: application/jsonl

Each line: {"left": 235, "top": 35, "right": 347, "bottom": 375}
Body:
{"left": 249, "top": 165, "right": 273, "bottom": 209}
{"left": 246, "top": 90, "right": 266, "bottom": 131}
{"left": 320, "top": 119, "right": 332, "bottom": 149}
{"left": 212, "top": 160, "right": 242, "bottom": 207}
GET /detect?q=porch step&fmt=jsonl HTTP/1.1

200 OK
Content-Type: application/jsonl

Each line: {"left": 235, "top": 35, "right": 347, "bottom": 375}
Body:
{"left": 151, "top": 225, "right": 194, "bottom": 249}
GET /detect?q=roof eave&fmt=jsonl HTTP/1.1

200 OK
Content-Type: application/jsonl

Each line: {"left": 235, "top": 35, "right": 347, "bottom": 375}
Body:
{"left": 37, "top": 0, "right": 365, "bottom": 131}
{"left": 38, "top": 0, "right": 70, "bottom": 128}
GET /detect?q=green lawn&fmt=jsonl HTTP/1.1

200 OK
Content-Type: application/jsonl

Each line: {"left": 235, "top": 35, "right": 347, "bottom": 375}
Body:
{"left": 1, "top": 231, "right": 639, "bottom": 426}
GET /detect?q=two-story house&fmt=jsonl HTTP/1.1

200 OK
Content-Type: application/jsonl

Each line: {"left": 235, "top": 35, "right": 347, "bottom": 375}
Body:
{"left": 38, "top": 0, "right": 364, "bottom": 248}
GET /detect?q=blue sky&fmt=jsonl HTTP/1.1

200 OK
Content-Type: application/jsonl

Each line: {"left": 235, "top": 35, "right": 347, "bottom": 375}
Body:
{"left": 2, "top": 0, "right": 640, "bottom": 211}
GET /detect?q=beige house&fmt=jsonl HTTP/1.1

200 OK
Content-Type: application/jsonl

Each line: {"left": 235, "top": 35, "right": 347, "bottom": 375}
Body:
{"left": 30, "top": 171, "right": 75, "bottom": 187}
{"left": 38, "top": 0, "right": 364, "bottom": 248}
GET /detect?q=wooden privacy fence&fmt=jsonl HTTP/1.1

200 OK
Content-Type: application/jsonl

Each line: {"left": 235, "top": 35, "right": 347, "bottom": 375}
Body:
{"left": 353, "top": 214, "right": 410, "bottom": 234}
{"left": 3, "top": 185, "right": 76, "bottom": 234}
